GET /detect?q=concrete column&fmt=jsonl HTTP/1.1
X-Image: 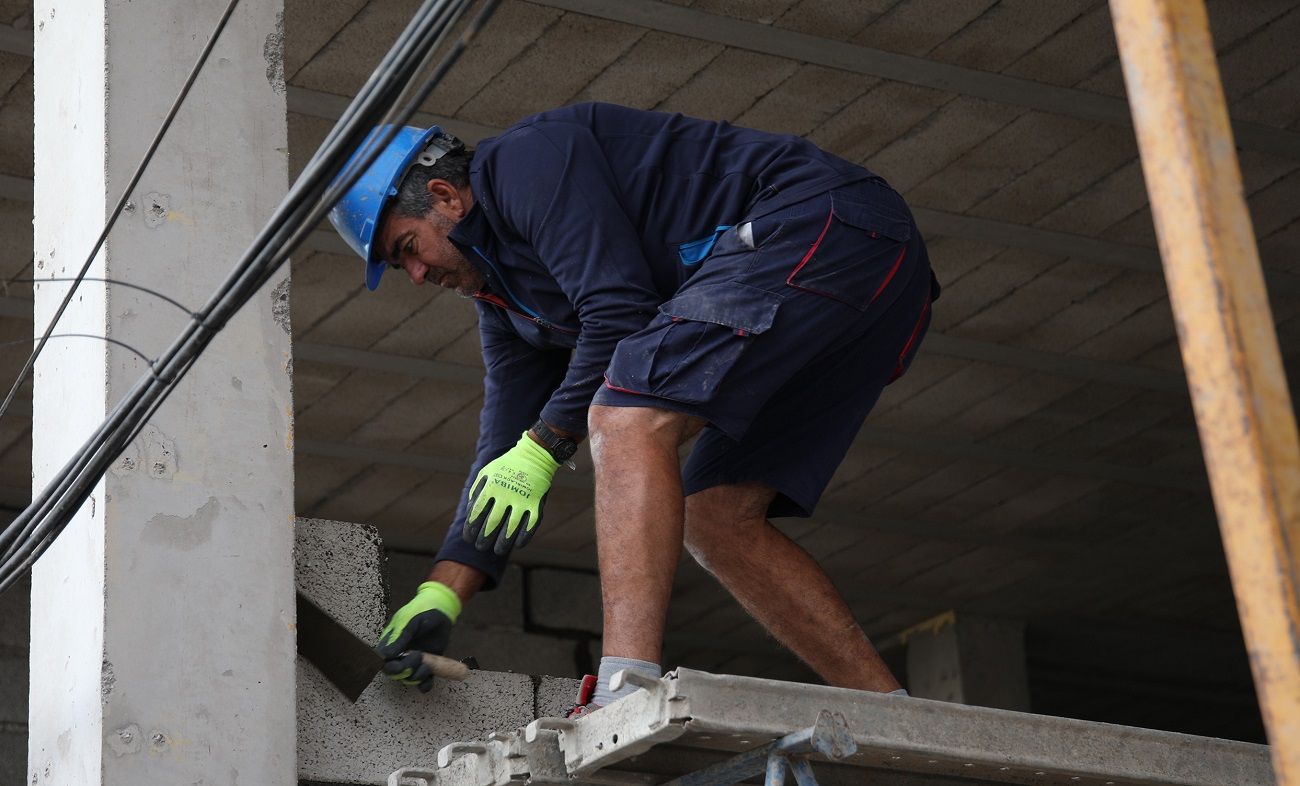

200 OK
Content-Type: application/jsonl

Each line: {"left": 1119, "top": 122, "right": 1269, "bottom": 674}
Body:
{"left": 29, "top": 2, "right": 292, "bottom": 785}
{"left": 905, "top": 613, "right": 1031, "bottom": 711}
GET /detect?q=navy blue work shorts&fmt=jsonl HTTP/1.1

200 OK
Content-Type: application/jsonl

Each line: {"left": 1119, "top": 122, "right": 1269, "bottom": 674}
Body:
{"left": 593, "top": 178, "right": 937, "bottom": 518}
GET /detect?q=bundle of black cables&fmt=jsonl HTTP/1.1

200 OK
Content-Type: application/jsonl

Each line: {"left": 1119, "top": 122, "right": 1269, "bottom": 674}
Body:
{"left": 0, "top": 0, "right": 501, "bottom": 594}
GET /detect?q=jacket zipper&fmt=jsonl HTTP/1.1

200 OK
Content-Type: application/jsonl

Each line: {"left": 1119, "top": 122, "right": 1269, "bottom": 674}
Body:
{"left": 470, "top": 246, "right": 579, "bottom": 335}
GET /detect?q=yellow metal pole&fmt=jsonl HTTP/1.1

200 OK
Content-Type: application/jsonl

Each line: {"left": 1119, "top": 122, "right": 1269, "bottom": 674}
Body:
{"left": 1109, "top": 0, "right": 1300, "bottom": 779}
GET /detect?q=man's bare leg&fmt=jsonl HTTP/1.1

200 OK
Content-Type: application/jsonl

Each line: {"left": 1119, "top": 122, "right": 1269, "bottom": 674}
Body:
{"left": 684, "top": 482, "right": 901, "bottom": 692}
{"left": 587, "top": 404, "right": 704, "bottom": 663}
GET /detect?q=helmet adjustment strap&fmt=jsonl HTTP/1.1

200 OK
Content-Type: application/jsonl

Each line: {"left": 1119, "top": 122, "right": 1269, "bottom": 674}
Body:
{"left": 415, "top": 131, "right": 465, "bottom": 168}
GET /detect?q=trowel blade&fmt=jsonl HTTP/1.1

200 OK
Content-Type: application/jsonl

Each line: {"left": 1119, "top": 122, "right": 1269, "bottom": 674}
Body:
{"left": 295, "top": 590, "right": 383, "bottom": 703}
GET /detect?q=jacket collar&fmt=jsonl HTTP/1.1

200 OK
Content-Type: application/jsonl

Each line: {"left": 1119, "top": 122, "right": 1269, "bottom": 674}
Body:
{"left": 448, "top": 201, "right": 496, "bottom": 292}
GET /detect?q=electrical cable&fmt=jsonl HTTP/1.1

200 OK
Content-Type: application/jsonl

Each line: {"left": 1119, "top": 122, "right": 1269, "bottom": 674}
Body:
{"left": 0, "top": 0, "right": 243, "bottom": 426}
{"left": 0, "top": 0, "right": 501, "bottom": 593}
{"left": 6, "top": 278, "right": 193, "bottom": 315}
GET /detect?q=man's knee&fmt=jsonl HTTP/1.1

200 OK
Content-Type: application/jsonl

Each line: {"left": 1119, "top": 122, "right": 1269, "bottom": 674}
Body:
{"left": 683, "top": 484, "right": 774, "bottom": 565}
{"left": 588, "top": 404, "right": 704, "bottom": 458}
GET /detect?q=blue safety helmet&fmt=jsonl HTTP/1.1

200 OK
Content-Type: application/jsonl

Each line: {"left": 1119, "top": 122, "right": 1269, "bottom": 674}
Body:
{"left": 328, "top": 124, "right": 462, "bottom": 291}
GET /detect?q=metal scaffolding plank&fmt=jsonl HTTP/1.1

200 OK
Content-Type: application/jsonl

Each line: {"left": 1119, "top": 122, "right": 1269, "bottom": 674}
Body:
{"left": 411, "top": 669, "right": 1272, "bottom": 786}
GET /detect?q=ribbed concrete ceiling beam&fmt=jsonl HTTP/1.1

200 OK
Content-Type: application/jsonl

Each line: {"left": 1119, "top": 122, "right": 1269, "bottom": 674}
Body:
{"left": 524, "top": 0, "right": 1300, "bottom": 160}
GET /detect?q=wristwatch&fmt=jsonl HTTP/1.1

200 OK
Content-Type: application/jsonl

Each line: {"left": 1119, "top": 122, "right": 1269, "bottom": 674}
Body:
{"left": 530, "top": 419, "right": 578, "bottom": 466}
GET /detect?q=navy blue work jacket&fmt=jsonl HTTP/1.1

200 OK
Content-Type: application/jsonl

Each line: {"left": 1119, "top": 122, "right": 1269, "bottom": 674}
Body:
{"left": 436, "top": 102, "right": 874, "bottom": 584}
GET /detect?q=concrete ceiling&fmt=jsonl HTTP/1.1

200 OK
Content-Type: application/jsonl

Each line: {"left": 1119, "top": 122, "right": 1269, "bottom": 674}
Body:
{"left": 1, "top": 0, "right": 1298, "bottom": 741}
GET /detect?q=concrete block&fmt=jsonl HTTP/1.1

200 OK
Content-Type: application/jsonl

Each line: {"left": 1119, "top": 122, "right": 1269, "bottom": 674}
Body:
{"left": 527, "top": 567, "right": 601, "bottom": 634}
{"left": 928, "top": 248, "right": 1060, "bottom": 332}
{"left": 409, "top": 394, "right": 486, "bottom": 457}
{"left": 1003, "top": 5, "right": 1116, "bottom": 87}
{"left": 773, "top": 2, "right": 891, "bottom": 40}
{"left": 291, "top": 358, "right": 352, "bottom": 414}
{"left": 1018, "top": 270, "right": 1166, "bottom": 355}
{"left": 658, "top": 48, "right": 801, "bottom": 122}
{"left": 296, "top": 453, "right": 367, "bottom": 515}
{"left": 296, "top": 517, "right": 386, "bottom": 642}
{"left": 869, "top": 359, "right": 1016, "bottom": 431}
{"left": 536, "top": 675, "right": 583, "bottom": 718}
{"left": 298, "top": 516, "right": 553, "bottom": 782}
{"left": 312, "top": 465, "right": 441, "bottom": 528}
{"left": 1038, "top": 160, "right": 1148, "bottom": 236}
{"left": 368, "top": 476, "right": 468, "bottom": 553}
{"left": 1073, "top": 298, "right": 1176, "bottom": 364}
{"left": 907, "top": 111, "right": 1094, "bottom": 214}
{"left": 289, "top": 0, "right": 424, "bottom": 97}
{"left": 870, "top": 96, "right": 1023, "bottom": 193}
{"left": 968, "top": 123, "right": 1137, "bottom": 226}
{"left": 433, "top": 325, "right": 488, "bottom": 367}
{"left": 298, "top": 663, "right": 537, "bottom": 784}
{"left": 574, "top": 31, "right": 724, "bottom": 110}
{"left": 811, "top": 81, "right": 948, "bottom": 171}
{"left": 300, "top": 273, "right": 434, "bottom": 349}
{"left": 1234, "top": 64, "right": 1300, "bottom": 129}
{"left": 852, "top": 0, "right": 996, "bottom": 56}
{"left": 950, "top": 260, "right": 1124, "bottom": 345}
{"left": 369, "top": 291, "right": 479, "bottom": 357}
{"left": 296, "top": 370, "right": 418, "bottom": 443}
{"left": 350, "top": 378, "right": 482, "bottom": 453}
{"left": 284, "top": 0, "right": 370, "bottom": 78}
{"left": 691, "top": 0, "right": 798, "bottom": 25}
{"left": 926, "top": 0, "right": 1095, "bottom": 72}
{"left": 945, "top": 373, "right": 1082, "bottom": 442}
{"left": 736, "top": 65, "right": 874, "bottom": 139}
{"left": 286, "top": 111, "right": 336, "bottom": 185}
{"left": 424, "top": 2, "right": 565, "bottom": 115}
{"left": 460, "top": 13, "right": 644, "bottom": 128}
{"left": 446, "top": 628, "right": 581, "bottom": 679}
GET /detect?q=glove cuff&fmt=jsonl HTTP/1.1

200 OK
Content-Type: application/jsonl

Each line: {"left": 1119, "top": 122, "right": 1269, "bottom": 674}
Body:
{"left": 515, "top": 431, "right": 561, "bottom": 474}
{"left": 416, "top": 580, "right": 463, "bottom": 623}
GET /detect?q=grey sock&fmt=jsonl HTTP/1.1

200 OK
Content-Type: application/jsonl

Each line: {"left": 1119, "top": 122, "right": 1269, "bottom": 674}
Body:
{"left": 593, "top": 656, "right": 661, "bottom": 706}
{"left": 888, "top": 688, "right": 909, "bottom": 697}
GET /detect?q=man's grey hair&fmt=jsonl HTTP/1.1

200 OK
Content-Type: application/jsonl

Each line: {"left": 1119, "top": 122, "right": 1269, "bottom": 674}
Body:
{"left": 392, "top": 147, "right": 474, "bottom": 218}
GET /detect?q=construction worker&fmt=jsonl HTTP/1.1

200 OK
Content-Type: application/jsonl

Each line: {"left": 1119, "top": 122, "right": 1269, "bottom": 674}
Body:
{"left": 330, "top": 103, "right": 937, "bottom": 711}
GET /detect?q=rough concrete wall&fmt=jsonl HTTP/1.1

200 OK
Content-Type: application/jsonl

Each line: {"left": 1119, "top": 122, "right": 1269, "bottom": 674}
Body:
{"left": 296, "top": 519, "right": 580, "bottom": 785}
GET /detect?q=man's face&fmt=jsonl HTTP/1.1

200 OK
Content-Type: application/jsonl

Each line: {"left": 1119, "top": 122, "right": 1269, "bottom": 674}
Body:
{"left": 376, "top": 180, "right": 486, "bottom": 296}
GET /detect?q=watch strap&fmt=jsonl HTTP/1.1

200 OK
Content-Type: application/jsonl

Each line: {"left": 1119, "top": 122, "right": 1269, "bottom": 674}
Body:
{"left": 531, "top": 419, "right": 578, "bottom": 464}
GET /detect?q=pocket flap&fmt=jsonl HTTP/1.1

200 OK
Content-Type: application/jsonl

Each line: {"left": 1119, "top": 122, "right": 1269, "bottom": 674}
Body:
{"left": 659, "top": 282, "right": 782, "bottom": 335}
{"left": 831, "top": 189, "right": 912, "bottom": 242}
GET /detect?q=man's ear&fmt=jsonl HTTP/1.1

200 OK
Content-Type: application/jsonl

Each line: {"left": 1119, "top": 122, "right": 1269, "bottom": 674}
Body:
{"left": 426, "top": 179, "right": 465, "bottom": 220}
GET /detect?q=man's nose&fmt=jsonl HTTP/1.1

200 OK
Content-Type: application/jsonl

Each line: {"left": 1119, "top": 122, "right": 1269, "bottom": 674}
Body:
{"left": 404, "top": 261, "right": 426, "bottom": 285}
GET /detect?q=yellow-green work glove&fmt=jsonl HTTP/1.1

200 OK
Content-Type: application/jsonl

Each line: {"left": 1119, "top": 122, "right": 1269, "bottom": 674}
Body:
{"left": 377, "top": 581, "right": 462, "bottom": 693}
{"left": 463, "top": 432, "right": 559, "bottom": 555}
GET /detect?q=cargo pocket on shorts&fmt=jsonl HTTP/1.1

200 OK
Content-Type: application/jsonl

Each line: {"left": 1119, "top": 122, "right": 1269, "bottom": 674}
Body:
{"left": 787, "top": 187, "right": 913, "bottom": 311}
{"left": 604, "top": 282, "right": 782, "bottom": 404}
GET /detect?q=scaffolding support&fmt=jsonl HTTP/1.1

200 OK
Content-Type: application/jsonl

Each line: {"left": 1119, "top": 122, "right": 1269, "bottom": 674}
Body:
{"left": 1109, "top": 1, "right": 1300, "bottom": 782}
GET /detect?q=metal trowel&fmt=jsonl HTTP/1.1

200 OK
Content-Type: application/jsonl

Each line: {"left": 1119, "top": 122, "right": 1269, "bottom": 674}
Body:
{"left": 295, "top": 590, "right": 470, "bottom": 702}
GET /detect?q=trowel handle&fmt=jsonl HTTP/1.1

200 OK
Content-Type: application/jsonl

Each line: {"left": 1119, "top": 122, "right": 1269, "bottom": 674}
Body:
{"left": 423, "top": 652, "right": 471, "bottom": 681}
